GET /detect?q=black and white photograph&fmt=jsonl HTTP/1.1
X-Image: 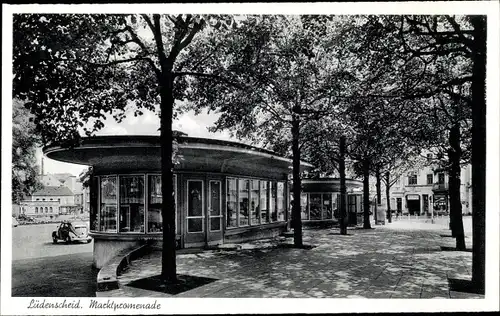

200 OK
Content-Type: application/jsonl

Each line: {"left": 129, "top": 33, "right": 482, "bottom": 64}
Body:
{"left": 2, "top": 2, "right": 499, "bottom": 315}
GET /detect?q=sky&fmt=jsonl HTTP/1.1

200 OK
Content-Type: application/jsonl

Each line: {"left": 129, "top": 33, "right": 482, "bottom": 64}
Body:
{"left": 37, "top": 108, "right": 236, "bottom": 177}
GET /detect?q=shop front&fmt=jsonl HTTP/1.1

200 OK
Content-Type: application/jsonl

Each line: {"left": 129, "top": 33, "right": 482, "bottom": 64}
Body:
{"left": 44, "top": 136, "right": 312, "bottom": 268}
{"left": 405, "top": 194, "right": 421, "bottom": 215}
{"left": 299, "top": 178, "right": 363, "bottom": 227}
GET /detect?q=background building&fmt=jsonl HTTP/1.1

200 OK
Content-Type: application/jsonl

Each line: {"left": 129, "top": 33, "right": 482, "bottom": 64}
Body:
{"left": 384, "top": 164, "right": 472, "bottom": 216}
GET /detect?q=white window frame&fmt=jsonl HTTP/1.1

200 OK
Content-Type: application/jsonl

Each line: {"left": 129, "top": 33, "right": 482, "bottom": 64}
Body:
{"left": 208, "top": 180, "right": 222, "bottom": 232}
{"left": 186, "top": 180, "right": 204, "bottom": 233}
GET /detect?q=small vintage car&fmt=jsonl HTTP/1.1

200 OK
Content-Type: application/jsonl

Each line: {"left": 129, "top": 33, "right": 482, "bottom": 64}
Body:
{"left": 52, "top": 221, "right": 92, "bottom": 244}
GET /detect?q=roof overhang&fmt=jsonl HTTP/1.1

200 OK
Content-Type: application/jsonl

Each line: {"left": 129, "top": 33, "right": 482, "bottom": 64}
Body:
{"left": 44, "top": 136, "right": 314, "bottom": 177}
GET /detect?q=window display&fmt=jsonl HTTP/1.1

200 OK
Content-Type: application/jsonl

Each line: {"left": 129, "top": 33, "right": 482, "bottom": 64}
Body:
{"left": 239, "top": 179, "right": 250, "bottom": 226}
{"left": 226, "top": 178, "right": 237, "bottom": 228}
{"left": 301, "top": 193, "right": 309, "bottom": 220}
{"left": 309, "top": 193, "right": 322, "bottom": 220}
{"left": 119, "top": 176, "right": 144, "bottom": 233}
{"left": 277, "top": 182, "right": 285, "bottom": 221}
{"left": 260, "top": 180, "right": 269, "bottom": 224}
{"left": 322, "top": 193, "right": 333, "bottom": 220}
{"left": 100, "top": 176, "right": 117, "bottom": 232}
{"left": 250, "top": 180, "right": 260, "bottom": 225}
{"left": 270, "top": 181, "right": 277, "bottom": 222}
{"left": 147, "top": 175, "right": 176, "bottom": 233}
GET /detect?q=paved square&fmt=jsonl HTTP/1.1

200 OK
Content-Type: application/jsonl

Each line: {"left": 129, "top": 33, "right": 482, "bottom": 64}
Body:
{"left": 98, "top": 219, "right": 483, "bottom": 299}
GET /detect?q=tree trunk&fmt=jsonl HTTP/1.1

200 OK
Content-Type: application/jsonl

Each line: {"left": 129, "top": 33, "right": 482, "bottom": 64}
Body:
{"left": 375, "top": 167, "right": 381, "bottom": 224}
{"left": 376, "top": 168, "right": 381, "bottom": 204}
{"left": 339, "top": 136, "right": 347, "bottom": 235}
{"left": 385, "top": 171, "right": 392, "bottom": 223}
{"left": 291, "top": 108, "right": 303, "bottom": 247}
{"left": 362, "top": 156, "right": 371, "bottom": 229}
{"left": 448, "top": 123, "right": 466, "bottom": 250}
{"left": 470, "top": 15, "right": 486, "bottom": 293}
{"left": 160, "top": 73, "right": 177, "bottom": 283}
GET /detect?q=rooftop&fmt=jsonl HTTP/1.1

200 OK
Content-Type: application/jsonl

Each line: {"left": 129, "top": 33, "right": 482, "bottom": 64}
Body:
{"left": 32, "top": 186, "right": 74, "bottom": 197}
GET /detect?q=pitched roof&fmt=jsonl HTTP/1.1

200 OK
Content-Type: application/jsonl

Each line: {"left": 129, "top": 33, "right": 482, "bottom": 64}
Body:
{"left": 32, "top": 186, "right": 74, "bottom": 196}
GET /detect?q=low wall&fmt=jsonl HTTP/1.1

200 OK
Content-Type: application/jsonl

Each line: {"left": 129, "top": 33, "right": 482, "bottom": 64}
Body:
{"left": 224, "top": 223, "right": 286, "bottom": 244}
{"left": 93, "top": 239, "right": 141, "bottom": 269}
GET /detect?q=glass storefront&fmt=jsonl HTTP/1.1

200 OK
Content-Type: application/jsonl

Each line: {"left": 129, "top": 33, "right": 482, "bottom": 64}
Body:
{"left": 226, "top": 177, "right": 286, "bottom": 229}
{"left": 300, "top": 193, "right": 348, "bottom": 221}
{"left": 93, "top": 174, "right": 286, "bottom": 234}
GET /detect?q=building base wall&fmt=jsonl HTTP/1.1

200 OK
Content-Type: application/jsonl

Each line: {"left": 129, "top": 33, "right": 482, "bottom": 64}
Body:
{"left": 224, "top": 224, "right": 286, "bottom": 244}
{"left": 93, "top": 239, "right": 141, "bottom": 269}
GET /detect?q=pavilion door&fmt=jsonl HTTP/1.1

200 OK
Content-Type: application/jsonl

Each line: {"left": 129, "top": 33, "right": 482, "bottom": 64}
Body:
{"left": 184, "top": 179, "right": 205, "bottom": 246}
{"left": 207, "top": 179, "right": 223, "bottom": 245}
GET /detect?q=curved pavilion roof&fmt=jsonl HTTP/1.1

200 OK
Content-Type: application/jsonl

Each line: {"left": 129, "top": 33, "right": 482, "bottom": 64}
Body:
{"left": 44, "top": 136, "right": 314, "bottom": 178}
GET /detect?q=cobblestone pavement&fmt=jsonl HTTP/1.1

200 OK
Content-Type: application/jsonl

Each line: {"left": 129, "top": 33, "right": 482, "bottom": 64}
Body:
{"left": 98, "top": 221, "right": 482, "bottom": 299}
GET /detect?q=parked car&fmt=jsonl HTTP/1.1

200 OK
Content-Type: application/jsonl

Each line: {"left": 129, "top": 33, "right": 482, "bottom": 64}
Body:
{"left": 12, "top": 217, "right": 19, "bottom": 227}
{"left": 52, "top": 221, "right": 92, "bottom": 244}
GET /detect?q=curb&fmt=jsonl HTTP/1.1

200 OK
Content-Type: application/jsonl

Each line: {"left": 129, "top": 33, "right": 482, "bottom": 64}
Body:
{"left": 96, "top": 243, "right": 151, "bottom": 292}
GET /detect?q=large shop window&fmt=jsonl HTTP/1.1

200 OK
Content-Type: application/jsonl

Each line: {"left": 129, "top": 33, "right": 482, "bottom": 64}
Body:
{"left": 250, "top": 180, "right": 260, "bottom": 225}
{"left": 260, "top": 181, "right": 269, "bottom": 224}
{"left": 187, "top": 180, "right": 204, "bottom": 233}
{"left": 147, "top": 175, "right": 177, "bottom": 233}
{"left": 277, "top": 182, "right": 285, "bottom": 221}
{"left": 309, "top": 193, "right": 322, "bottom": 220}
{"left": 270, "top": 182, "right": 277, "bottom": 222}
{"left": 322, "top": 194, "right": 333, "bottom": 219}
{"left": 239, "top": 179, "right": 250, "bottom": 226}
{"left": 226, "top": 178, "right": 286, "bottom": 229}
{"left": 119, "top": 176, "right": 145, "bottom": 233}
{"left": 100, "top": 176, "right": 117, "bottom": 232}
{"left": 226, "top": 178, "right": 238, "bottom": 228}
{"left": 300, "top": 193, "right": 309, "bottom": 220}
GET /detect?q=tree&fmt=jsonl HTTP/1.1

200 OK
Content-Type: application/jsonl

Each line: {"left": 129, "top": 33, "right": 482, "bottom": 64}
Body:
{"left": 13, "top": 13, "right": 237, "bottom": 283}
{"left": 301, "top": 116, "right": 355, "bottom": 234}
{"left": 370, "top": 14, "right": 484, "bottom": 292}
{"left": 186, "top": 15, "right": 356, "bottom": 246}
{"left": 12, "top": 98, "right": 43, "bottom": 204}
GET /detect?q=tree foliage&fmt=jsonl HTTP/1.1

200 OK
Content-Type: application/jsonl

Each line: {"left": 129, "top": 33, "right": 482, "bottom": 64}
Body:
{"left": 12, "top": 99, "right": 43, "bottom": 204}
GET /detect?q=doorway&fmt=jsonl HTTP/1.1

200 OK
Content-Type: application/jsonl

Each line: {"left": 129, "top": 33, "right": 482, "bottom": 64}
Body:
{"left": 184, "top": 179, "right": 205, "bottom": 247}
{"left": 406, "top": 195, "right": 421, "bottom": 215}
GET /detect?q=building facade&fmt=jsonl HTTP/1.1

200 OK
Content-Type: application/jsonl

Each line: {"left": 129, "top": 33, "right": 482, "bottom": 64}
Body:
{"left": 386, "top": 164, "right": 472, "bottom": 216}
{"left": 20, "top": 186, "right": 75, "bottom": 217}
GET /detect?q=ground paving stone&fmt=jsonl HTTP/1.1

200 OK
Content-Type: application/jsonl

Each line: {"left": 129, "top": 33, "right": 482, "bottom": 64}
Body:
{"left": 108, "top": 221, "right": 482, "bottom": 299}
